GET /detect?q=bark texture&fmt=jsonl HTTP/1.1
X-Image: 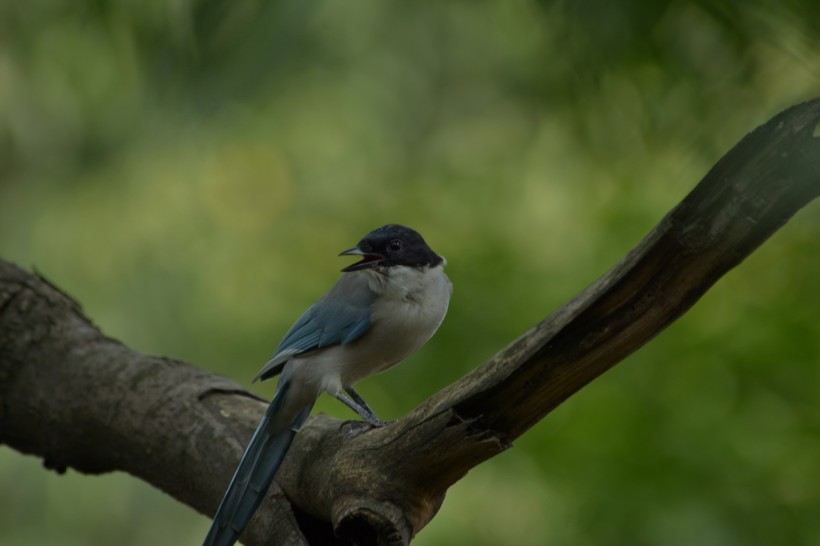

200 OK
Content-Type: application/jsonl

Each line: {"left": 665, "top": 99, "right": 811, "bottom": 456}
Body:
{"left": 2, "top": 99, "right": 819, "bottom": 545}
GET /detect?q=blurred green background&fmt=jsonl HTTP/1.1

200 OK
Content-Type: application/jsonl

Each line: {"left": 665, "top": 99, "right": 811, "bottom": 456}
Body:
{"left": 1, "top": 0, "right": 819, "bottom": 545}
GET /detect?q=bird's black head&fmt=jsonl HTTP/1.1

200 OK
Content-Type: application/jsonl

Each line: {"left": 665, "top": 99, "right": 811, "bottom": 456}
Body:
{"left": 339, "top": 224, "right": 443, "bottom": 272}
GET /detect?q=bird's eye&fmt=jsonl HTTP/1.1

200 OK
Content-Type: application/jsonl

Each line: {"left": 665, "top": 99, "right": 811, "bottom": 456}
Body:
{"left": 388, "top": 239, "right": 403, "bottom": 252}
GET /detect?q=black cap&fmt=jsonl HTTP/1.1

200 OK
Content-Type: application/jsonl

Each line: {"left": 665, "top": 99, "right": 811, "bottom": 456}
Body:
{"left": 339, "top": 224, "right": 443, "bottom": 272}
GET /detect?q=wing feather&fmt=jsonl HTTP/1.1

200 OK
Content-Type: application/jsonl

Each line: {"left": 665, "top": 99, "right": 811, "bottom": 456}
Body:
{"left": 254, "top": 274, "right": 376, "bottom": 381}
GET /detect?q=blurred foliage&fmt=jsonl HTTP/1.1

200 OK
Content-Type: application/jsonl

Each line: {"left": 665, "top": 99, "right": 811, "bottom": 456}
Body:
{"left": 1, "top": 0, "right": 819, "bottom": 545}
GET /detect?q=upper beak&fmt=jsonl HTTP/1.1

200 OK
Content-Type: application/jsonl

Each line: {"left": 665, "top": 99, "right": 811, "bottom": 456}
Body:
{"left": 339, "top": 247, "right": 384, "bottom": 272}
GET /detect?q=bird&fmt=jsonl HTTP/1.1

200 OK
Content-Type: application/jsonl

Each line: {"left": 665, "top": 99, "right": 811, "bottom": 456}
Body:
{"left": 203, "top": 224, "right": 452, "bottom": 546}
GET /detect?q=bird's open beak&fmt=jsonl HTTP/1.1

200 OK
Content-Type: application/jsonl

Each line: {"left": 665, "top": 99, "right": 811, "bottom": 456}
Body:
{"left": 339, "top": 247, "right": 385, "bottom": 272}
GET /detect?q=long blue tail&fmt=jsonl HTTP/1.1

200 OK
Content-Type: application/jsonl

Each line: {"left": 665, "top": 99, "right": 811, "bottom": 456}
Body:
{"left": 204, "top": 380, "right": 314, "bottom": 546}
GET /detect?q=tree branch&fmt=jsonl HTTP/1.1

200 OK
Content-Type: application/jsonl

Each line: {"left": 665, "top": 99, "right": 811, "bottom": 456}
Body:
{"left": 2, "top": 99, "right": 819, "bottom": 546}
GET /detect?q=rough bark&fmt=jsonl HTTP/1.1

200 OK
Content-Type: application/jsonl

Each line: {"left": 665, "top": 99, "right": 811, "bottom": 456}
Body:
{"left": 1, "top": 99, "right": 819, "bottom": 546}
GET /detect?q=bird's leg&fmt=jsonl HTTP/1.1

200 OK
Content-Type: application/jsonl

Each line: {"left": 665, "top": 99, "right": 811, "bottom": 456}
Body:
{"left": 345, "top": 387, "right": 378, "bottom": 417}
{"left": 334, "top": 388, "right": 391, "bottom": 427}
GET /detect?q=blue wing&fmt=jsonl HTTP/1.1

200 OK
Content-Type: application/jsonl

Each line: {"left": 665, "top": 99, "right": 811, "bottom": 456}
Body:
{"left": 254, "top": 273, "right": 377, "bottom": 382}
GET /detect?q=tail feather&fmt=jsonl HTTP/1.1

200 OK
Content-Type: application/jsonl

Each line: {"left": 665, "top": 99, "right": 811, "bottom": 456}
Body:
{"left": 204, "top": 380, "right": 314, "bottom": 546}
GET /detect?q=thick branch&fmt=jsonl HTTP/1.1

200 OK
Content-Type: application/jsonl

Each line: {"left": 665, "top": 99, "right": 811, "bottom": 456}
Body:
{"left": 1, "top": 99, "right": 819, "bottom": 545}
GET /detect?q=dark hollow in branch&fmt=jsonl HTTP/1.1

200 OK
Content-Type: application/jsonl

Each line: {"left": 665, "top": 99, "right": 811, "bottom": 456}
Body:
{"left": 1, "top": 99, "right": 819, "bottom": 545}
